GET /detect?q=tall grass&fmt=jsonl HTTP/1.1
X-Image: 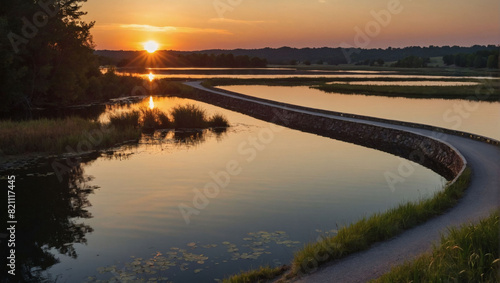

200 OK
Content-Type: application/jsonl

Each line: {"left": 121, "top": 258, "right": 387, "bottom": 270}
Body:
{"left": 0, "top": 103, "right": 229, "bottom": 156}
{"left": 374, "top": 211, "right": 499, "bottom": 282}
{"left": 170, "top": 104, "right": 205, "bottom": 128}
{"left": 290, "top": 168, "right": 471, "bottom": 276}
{"left": 0, "top": 117, "right": 141, "bottom": 155}
{"left": 139, "top": 107, "right": 171, "bottom": 130}
{"left": 208, "top": 113, "right": 230, "bottom": 128}
{"left": 108, "top": 104, "right": 228, "bottom": 131}
{"left": 109, "top": 111, "right": 140, "bottom": 129}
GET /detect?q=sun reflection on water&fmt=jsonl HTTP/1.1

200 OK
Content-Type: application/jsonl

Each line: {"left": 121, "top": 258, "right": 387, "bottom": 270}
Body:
{"left": 148, "top": 72, "right": 155, "bottom": 82}
{"left": 149, "top": 96, "right": 155, "bottom": 109}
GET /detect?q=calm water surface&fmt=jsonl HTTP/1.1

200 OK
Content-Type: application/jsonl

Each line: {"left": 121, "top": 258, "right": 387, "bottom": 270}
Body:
{"left": 11, "top": 96, "right": 447, "bottom": 282}
{"left": 114, "top": 68, "right": 498, "bottom": 81}
{"left": 328, "top": 81, "right": 479, "bottom": 86}
{"left": 219, "top": 85, "right": 500, "bottom": 140}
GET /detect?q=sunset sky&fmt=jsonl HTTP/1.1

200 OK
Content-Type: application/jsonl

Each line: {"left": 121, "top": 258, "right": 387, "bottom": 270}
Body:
{"left": 82, "top": 0, "right": 500, "bottom": 51}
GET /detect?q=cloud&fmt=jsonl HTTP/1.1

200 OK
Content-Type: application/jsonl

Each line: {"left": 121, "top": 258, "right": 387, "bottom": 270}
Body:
{"left": 118, "top": 24, "right": 232, "bottom": 35}
{"left": 208, "top": 18, "right": 267, "bottom": 25}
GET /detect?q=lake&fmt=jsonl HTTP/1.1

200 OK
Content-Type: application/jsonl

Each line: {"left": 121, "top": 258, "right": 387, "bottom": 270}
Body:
{"left": 114, "top": 67, "right": 497, "bottom": 81}
{"left": 12, "top": 96, "right": 446, "bottom": 282}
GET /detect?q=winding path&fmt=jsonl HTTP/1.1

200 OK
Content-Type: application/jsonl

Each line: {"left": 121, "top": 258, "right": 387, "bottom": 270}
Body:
{"left": 183, "top": 81, "right": 500, "bottom": 282}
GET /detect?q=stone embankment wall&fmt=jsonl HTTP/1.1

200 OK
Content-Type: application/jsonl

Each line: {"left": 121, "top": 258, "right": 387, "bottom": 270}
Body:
{"left": 180, "top": 86, "right": 467, "bottom": 180}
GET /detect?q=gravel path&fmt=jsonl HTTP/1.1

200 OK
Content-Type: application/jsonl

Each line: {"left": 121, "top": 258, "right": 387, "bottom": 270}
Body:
{"left": 184, "top": 81, "right": 500, "bottom": 283}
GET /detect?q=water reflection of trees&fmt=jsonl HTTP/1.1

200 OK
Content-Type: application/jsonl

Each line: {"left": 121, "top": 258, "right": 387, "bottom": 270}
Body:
{"left": 1, "top": 160, "right": 97, "bottom": 282}
{"left": 0, "top": 127, "right": 228, "bottom": 282}
{"left": 141, "top": 128, "right": 228, "bottom": 150}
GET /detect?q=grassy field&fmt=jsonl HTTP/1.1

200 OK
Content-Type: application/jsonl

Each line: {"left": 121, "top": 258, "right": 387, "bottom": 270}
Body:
{"left": 374, "top": 211, "right": 499, "bottom": 282}
{"left": 312, "top": 83, "right": 500, "bottom": 101}
{"left": 0, "top": 117, "right": 141, "bottom": 155}
{"left": 224, "top": 168, "right": 472, "bottom": 282}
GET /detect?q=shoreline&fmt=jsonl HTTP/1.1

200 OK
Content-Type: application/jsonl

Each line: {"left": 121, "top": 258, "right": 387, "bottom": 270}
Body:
{"left": 180, "top": 81, "right": 499, "bottom": 282}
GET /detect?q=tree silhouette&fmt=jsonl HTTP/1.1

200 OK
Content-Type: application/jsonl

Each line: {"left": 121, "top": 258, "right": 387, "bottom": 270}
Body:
{"left": 1, "top": 0, "right": 98, "bottom": 115}
{"left": 1, "top": 158, "right": 98, "bottom": 282}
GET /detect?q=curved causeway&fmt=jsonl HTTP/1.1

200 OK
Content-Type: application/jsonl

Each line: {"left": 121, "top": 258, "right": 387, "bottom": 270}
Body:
{"left": 182, "top": 81, "right": 500, "bottom": 282}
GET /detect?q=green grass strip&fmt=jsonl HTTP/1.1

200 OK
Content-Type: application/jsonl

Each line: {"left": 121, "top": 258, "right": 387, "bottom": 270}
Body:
{"left": 373, "top": 211, "right": 499, "bottom": 283}
{"left": 291, "top": 168, "right": 471, "bottom": 276}
{"left": 312, "top": 83, "right": 500, "bottom": 101}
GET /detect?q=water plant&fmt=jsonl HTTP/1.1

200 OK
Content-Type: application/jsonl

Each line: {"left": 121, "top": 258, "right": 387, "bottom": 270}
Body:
{"left": 109, "top": 110, "right": 141, "bottom": 129}
{"left": 139, "top": 107, "right": 171, "bottom": 130}
{"left": 171, "top": 104, "right": 208, "bottom": 128}
{"left": 208, "top": 113, "right": 230, "bottom": 128}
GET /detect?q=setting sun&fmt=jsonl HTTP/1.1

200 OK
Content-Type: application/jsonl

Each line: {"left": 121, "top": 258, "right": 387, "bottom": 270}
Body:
{"left": 144, "top": 40, "right": 159, "bottom": 53}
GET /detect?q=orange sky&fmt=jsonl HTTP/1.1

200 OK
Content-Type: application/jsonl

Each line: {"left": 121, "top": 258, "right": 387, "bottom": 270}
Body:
{"left": 82, "top": 0, "right": 500, "bottom": 51}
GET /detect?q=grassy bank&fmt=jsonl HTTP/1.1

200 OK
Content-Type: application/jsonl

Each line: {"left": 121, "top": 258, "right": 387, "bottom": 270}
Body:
{"left": 312, "top": 83, "right": 500, "bottom": 101}
{"left": 0, "top": 117, "right": 141, "bottom": 155}
{"left": 374, "top": 211, "right": 499, "bottom": 282}
{"left": 224, "top": 168, "right": 471, "bottom": 282}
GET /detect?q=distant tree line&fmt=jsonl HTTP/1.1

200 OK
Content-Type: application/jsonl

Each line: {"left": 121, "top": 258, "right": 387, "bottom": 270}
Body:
{"left": 116, "top": 52, "right": 268, "bottom": 68}
{"left": 97, "top": 45, "right": 499, "bottom": 67}
{"left": 355, "top": 58, "right": 385, "bottom": 66}
{"left": 351, "top": 45, "right": 498, "bottom": 65}
{"left": 443, "top": 50, "right": 499, "bottom": 68}
{"left": 392, "top": 56, "right": 431, "bottom": 68}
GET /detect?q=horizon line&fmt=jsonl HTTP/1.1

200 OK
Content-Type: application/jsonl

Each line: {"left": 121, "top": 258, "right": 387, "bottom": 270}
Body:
{"left": 94, "top": 43, "right": 500, "bottom": 53}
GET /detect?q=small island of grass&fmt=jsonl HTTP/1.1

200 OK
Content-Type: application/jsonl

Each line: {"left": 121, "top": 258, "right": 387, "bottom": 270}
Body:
{"left": 0, "top": 103, "right": 229, "bottom": 158}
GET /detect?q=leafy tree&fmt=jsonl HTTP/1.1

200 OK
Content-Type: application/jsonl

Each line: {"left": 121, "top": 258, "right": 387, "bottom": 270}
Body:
{"left": 394, "top": 55, "right": 428, "bottom": 68}
{"left": 443, "top": 49, "right": 499, "bottom": 68}
{"left": 1, "top": 0, "right": 98, "bottom": 115}
{"left": 473, "top": 55, "right": 483, "bottom": 68}
{"left": 487, "top": 54, "right": 499, "bottom": 69}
